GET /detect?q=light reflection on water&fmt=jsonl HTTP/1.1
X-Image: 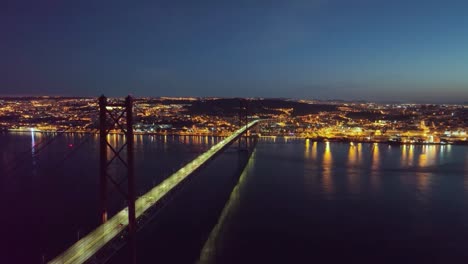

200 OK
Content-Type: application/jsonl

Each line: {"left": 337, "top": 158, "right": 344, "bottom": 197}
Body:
{"left": 416, "top": 146, "right": 437, "bottom": 199}
{"left": 347, "top": 142, "right": 360, "bottom": 195}
{"left": 298, "top": 139, "right": 466, "bottom": 201}
{"left": 208, "top": 138, "right": 468, "bottom": 263}
{"left": 322, "top": 142, "right": 333, "bottom": 196}
{"left": 370, "top": 143, "right": 380, "bottom": 192}
{"left": 304, "top": 138, "right": 310, "bottom": 160}
{"left": 311, "top": 141, "right": 317, "bottom": 160}
{"left": 197, "top": 150, "right": 256, "bottom": 264}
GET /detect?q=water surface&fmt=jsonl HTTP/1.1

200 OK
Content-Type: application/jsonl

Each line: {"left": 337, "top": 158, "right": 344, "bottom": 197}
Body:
{"left": 200, "top": 138, "right": 468, "bottom": 264}
{"left": 2, "top": 133, "right": 468, "bottom": 264}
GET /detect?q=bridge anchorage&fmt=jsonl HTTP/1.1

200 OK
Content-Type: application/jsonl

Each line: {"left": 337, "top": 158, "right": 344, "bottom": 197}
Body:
{"left": 48, "top": 95, "right": 259, "bottom": 264}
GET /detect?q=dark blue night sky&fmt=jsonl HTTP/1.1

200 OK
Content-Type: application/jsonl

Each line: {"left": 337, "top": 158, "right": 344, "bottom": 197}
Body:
{"left": 1, "top": 0, "right": 468, "bottom": 102}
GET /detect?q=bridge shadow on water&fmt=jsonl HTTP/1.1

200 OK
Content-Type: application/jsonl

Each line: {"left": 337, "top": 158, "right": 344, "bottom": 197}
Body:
{"left": 109, "top": 144, "right": 254, "bottom": 264}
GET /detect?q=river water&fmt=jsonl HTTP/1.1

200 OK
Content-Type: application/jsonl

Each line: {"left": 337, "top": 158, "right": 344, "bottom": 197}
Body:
{"left": 1, "top": 133, "right": 468, "bottom": 263}
{"left": 199, "top": 138, "right": 468, "bottom": 264}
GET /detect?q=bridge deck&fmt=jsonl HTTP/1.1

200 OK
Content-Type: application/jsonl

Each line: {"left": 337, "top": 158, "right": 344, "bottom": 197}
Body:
{"left": 48, "top": 120, "right": 259, "bottom": 264}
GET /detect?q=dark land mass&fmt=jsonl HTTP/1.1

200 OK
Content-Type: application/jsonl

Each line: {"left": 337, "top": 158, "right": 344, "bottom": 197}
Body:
{"left": 185, "top": 98, "right": 338, "bottom": 117}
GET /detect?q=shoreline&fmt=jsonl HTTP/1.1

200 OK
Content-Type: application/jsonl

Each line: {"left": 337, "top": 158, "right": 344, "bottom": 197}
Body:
{"left": 2, "top": 130, "right": 467, "bottom": 146}
{"left": 303, "top": 138, "right": 467, "bottom": 146}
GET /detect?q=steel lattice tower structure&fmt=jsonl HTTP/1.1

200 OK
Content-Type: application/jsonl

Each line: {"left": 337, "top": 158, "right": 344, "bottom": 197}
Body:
{"left": 238, "top": 98, "right": 249, "bottom": 151}
{"left": 99, "top": 95, "right": 136, "bottom": 264}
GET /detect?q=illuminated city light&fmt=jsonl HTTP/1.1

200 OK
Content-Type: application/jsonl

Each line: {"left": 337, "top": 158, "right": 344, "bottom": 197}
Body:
{"left": 1, "top": 98, "right": 464, "bottom": 145}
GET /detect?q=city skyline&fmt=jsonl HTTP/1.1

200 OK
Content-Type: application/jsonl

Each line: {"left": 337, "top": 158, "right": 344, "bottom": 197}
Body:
{"left": 0, "top": 95, "right": 466, "bottom": 105}
{"left": 2, "top": 0, "right": 468, "bottom": 103}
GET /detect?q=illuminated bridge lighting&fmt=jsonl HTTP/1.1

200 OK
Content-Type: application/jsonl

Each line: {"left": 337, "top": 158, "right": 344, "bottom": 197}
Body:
{"left": 48, "top": 120, "right": 259, "bottom": 264}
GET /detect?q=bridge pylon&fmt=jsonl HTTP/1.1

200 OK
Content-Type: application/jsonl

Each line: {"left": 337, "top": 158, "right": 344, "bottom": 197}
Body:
{"left": 98, "top": 95, "right": 137, "bottom": 264}
{"left": 238, "top": 98, "right": 249, "bottom": 151}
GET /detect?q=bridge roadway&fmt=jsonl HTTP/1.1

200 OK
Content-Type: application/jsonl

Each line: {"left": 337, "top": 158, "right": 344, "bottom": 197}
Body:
{"left": 48, "top": 120, "right": 259, "bottom": 264}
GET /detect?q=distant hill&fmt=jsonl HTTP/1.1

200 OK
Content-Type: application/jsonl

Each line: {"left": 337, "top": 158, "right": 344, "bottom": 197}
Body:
{"left": 185, "top": 98, "right": 338, "bottom": 117}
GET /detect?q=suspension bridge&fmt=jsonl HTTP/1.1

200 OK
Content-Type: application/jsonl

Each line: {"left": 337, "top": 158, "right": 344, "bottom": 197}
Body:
{"left": 48, "top": 120, "right": 258, "bottom": 264}
{"left": 1, "top": 96, "right": 258, "bottom": 264}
